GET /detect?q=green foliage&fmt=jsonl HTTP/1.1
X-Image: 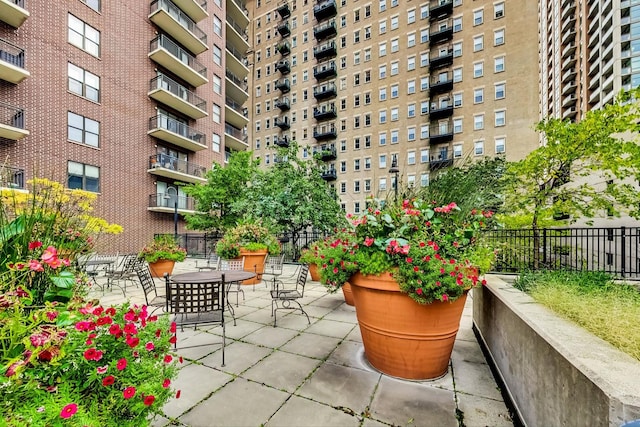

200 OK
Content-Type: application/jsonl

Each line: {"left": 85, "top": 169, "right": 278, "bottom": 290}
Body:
{"left": 215, "top": 219, "right": 281, "bottom": 258}
{"left": 138, "top": 235, "right": 187, "bottom": 263}
{"left": 504, "top": 87, "right": 640, "bottom": 229}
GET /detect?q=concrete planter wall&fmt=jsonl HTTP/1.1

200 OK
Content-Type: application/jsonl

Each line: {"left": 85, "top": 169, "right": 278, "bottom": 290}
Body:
{"left": 473, "top": 276, "right": 640, "bottom": 427}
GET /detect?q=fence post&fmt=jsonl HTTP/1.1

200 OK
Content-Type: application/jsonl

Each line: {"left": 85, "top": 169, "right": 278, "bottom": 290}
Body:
{"left": 621, "top": 226, "right": 626, "bottom": 278}
{"left": 542, "top": 228, "right": 547, "bottom": 268}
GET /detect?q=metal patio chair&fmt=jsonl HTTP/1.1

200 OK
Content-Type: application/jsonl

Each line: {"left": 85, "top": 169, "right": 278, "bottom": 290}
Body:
{"left": 218, "top": 258, "right": 245, "bottom": 325}
{"left": 270, "top": 264, "right": 310, "bottom": 327}
{"left": 135, "top": 263, "right": 166, "bottom": 314}
{"left": 196, "top": 253, "right": 220, "bottom": 271}
{"left": 262, "top": 254, "right": 285, "bottom": 288}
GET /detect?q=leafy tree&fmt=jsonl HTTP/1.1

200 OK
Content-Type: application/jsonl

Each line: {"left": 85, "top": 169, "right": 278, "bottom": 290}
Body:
{"left": 182, "top": 151, "right": 260, "bottom": 233}
{"left": 233, "top": 142, "right": 346, "bottom": 255}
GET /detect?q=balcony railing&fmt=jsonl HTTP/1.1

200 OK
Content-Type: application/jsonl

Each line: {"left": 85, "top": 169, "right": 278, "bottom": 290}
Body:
{"left": 225, "top": 96, "right": 246, "bottom": 116}
{"left": 226, "top": 42, "right": 246, "bottom": 64}
{"left": 313, "top": 82, "right": 337, "bottom": 99}
{"left": 149, "top": 193, "right": 195, "bottom": 211}
{"left": 275, "top": 59, "right": 291, "bottom": 74}
{"left": 224, "top": 123, "right": 247, "bottom": 141}
{"left": 227, "top": 15, "right": 249, "bottom": 41}
{"left": 149, "top": 74, "right": 206, "bottom": 111}
{"left": 429, "top": 103, "right": 454, "bottom": 120}
{"left": 149, "top": 114, "right": 205, "bottom": 144}
{"left": 276, "top": 135, "right": 290, "bottom": 147}
{"left": 313, "top": 0, "right": 338, "bottom": 21}
{"left": 429, "top": 0, "right": 453, "bottom": 21}
{"left": 0, "top": 101, "right": 25, "bottom": 131}
{"left": 0, "top": 37, "right": 25, "bottom": 68}
{"left": 275, "top": 97, "right": 290, "bottom": 110}
{"left": 321, "top": 169, "right": 337, "bottom": 181}
{"left": 275, "top": 78, "right": 291, "bottom": 93}
{"left": 0, "top": 0, "right": 29, "bottom": 28}
{"left": 149, "top": 154, "right": 207, "bottom": 178}
{"left": 429, "top": 123, "right": 453, "bottom": 144}
{"left": 276, "top": 1, "right": 291, "bottom": 18}
{"left": 275, "top": 116, "right": 290, "bottom": 129}
{"left": 225, "top": 69, "right": 248, "bottom": 91}
{"left": 277, "top": 41, "right": 291, "bottom": 56}
{"left": 150, "top": 0, "right": 207, "bottom": 54}
{"left": 313, "top": 103, "right": 337, "bottom": 120}
{"left": 429, "top": 150, "right": 453, "bottom": 170}
{"left": 0, "top": 165, "right": 25, "bottom": 189}
{"left": 313, "top": 40, "right": 337, "bottom": 60}
{"left": 429, "top": 24, "right": 453, "bottom": 45}
{"left": 313, "top": 20, "right": 337, "bottom": 40}
{"left": 313, "top": 61, "right": 337, "bottom": 80}
{"left": 430, "top": 75, "right": 453, "bottom": 94}
{"left": 149, "top": 34, "right": 207, "bottom": 85}
{"left": 313, "top": 124, "right": 337, "bottom": 140}
{"left": 277, "top": 21, "right": 291, "bottom": 37}
{"left": 429, "top": 50, "right": 453, "bottom": 71}
{"left": 315, "top": 147, "right": 337, "bottom": 161}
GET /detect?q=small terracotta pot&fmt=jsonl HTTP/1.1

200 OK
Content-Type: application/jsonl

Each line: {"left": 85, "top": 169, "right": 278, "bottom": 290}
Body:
{"left": 148, "top": 259, "right": 176, "bottom": 278}
{"left": 341, "top": 282, "right": 355, "bottom": 306}
{"left": 308, "top": 263, "right": 321, "bottom": 281}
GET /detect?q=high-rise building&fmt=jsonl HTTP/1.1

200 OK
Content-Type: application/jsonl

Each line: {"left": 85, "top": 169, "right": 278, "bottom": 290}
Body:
{"left": 246, "top": 0, "right": 541, "bottom": 214}
{"left": 540, "top": 0, "right": 640, "bottom": 121}
{"left": 0, "top": 0, "right": 249, "bottom": 251}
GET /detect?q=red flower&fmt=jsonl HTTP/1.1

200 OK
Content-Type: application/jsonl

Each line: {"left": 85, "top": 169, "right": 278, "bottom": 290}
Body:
{"left": 96, "top": 316, "right": 112, "bottom": 326}
{"left": 117, "top": 358, "right": 127, "bottom": 371}
{"left": 145, "top": 342, "right": 155, "bottom": 351}
{"left": 164, "top": 354, "right": 173, "bottom": 363}
{"left": 169, "top": 335, "right": 177, "bottom": 344}
{"left": 109, "top": 324, "right": 122, "bottom": 336}
{"left": 176, "top": 390, "right": 181, "bottom": 399}
{"left": 126, "top": 337, "right": 140, "bottom": 348}
{"left": 155, "top": 328, "right": 162, "bottom": 338}
{"left": 441, "top": 294, "right": 449, "bottom": 302}
{"left": 28, "top": 241, "right": 43, "bottom": 251}
{"left": 123, "top": 323, "right": 137, "bottom": 335}
{"left": 60, "top": 403, "right": 78, "bottom": 419}
{"left": 123, "top": 387, "right": 136, "bottom": 399}
{"left": 83, "top": 348, "right": 103, "bottom": 361}
{"left": 416, "top": 288, "right": 423, "bottom": 295}
{"left": 93, "top": 307, "right": 104, "bottom": 316}
{"left": 97, "top": 365, "right": 108, "bottom": 374}
{"left": 143, "top": 395, "right": 156, "bottom": 406}
{"left": 162, "top": 378, "right": 171, "bottom": 388}
{"left": 105, "top": 307, "right": 116, "bottom": 316}
{"left": 102, "top": 375, "right": 115, "bottom": 386}
{"left": 169, "top": 322, "right": 177, "bottom": 333}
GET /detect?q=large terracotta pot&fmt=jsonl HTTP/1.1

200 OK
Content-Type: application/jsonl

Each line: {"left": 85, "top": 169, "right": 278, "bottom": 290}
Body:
{"left": 239, "top": 248, "right": 268, "bottom": 285}
{"left": 148, "top": 259, "right": 176, "bottom": 278}
{"left": 341, "top": 282, "right": 354, "bottom": 306}
{"left": 349, "top": 271, "right": 467, "bottom": 380}
{"left": 308, "top": 263, "right": 321, "bottom": 281}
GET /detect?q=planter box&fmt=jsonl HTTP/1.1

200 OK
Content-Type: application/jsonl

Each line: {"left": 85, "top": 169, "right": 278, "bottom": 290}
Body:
{"left": 473, "top": 276, "right": 640, "bottom": 427}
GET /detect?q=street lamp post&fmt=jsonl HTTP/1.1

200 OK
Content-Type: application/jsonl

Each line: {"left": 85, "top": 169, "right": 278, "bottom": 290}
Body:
{"left": 388, "top": 154, "right": 400, "bottom": 203}
{"left": 164, "top": 194, "right": 179, "bottom": 241}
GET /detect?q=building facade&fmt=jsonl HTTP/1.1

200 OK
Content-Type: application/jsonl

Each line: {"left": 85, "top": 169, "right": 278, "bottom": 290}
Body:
{"left": 0, "top": 0, "right": 249, "bottom": 252}
{"left": 246, "top": 0, "right": 541, "bottom": 214}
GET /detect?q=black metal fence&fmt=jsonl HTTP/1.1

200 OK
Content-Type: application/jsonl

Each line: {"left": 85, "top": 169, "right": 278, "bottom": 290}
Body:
{"left": 484, "top": 227, "right": 640, "bottom": 279}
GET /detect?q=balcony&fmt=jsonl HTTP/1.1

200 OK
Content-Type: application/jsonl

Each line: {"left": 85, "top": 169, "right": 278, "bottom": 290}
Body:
{"left": 313, "top": 82, "right": 337, "bottom": 100}
{"left": 321, "top": 169, "right": 337, "bottom": 181}
{"left": 277, "top": 41, "right": 291, "bottom": 56}
{"left": 275, "top": 78, "right": 291, "bottom": 93}
{"left": 149, "top": 0, "right": 208, "bottom": 55}
{"left": 313, "top": 61, "right": 337, "bottom": 80}
{"left": 562, "top": 55, "right": 576, "bottom": 71}
{"left": 313, "top": 41, "right": 337, "bottom": 60}
{"left": 313, "top": 124, "right": 337, "bottom": 141}
{"left": 225, "top": 96, "right": 249, "bottom": 128}
{"left": 276, "top": 1, "right": 290, "bottom": 18}
{"left": 147, "top": 154, "right": 207, "bottom": 184}
{"left": 562, "top": 82, "right": 577, "bottom": 96}
{"left": 316, "top": 147, "right": 337, "bottom": 161}
{"left": 429, "top": 25, "right": 453, "bottom": 45}
{"left": 147, "top": 114, "right": 207, "bottom": 151}
{"left": 226, "top": 0, "right": 249, "bottom": 28}
{"left": 275, "top": 97, "right": 290, "bottom": 110}
{"left": 314, "top": 20, "right": 337, "bottom": 40}
{"left": 429, "top": 150, "right": 453, "bottom": 170}
{"left": 224, "top": 122, "right": 249, "bottom": 151}
{"left": 313, "top": 103, "right": 337, "bottom": 121}
{"left": 226, "top": 43, "right": 249, "bottom": 77}
{"left": 275, "top": 59, "right": 291, "bottom": 74}
{"left": 172, "top": 0, "right": 208, "bottom": 22}
{"left": 275, "top": 116, "right": 290, "bottom": 129}
{"left": 429, "top": 0, "right": 453, "bottom": 21}
{"left": 314, "top": 0, "right": 337, "bottom": 21}
{"left": 226, "top": 70, "right": 249, "bottom": 103}
{"left": 148, "top": 74, "right": 208, "bottom": 119}
{"left": 0, "top": 165, "right": 25, "bottom": 190}
{"left": 277, "top": 21, "right": 291, "bottom": 37}
{"left": 562, "top": 67, "right": 577, "bottom": 83}
{"left": 0, "top": 38, "right": 29, "bottom": 84}
{"left": 429, "top": 103, "right": 453, "bottom": 120}
{"left": 428, "top": 123, "right": 453, "bottom": 145}
{"left": 275, "top": 135, "right": 290, "bottom": 147}
{"left": 562, "top": 93, "right": 577, "bottom": 108}
{"left": 562, "top": 42, "right": 576, "bottom": 58}
{"left": 562, "top": 107, "right": 577, "bottom": 120}
{"left": 149, "top": 35, "right": 208, "bottom": 87}
{"left": 0, "top": 101, "right": 28, "bottom": 140}
{"left": 226, "top": 16, "right": 250, "bottom": 52}
{"left": 148, "top": 194, "right": 196, "bottom": 214}
{"left": 429, "top": 50, "right": 453, "bottom": 70}
{"left": 429, "top": 75, "right": 453, "bottom": 95}
{"left": 0, "top": 0, "right": 29, "bottom": 28}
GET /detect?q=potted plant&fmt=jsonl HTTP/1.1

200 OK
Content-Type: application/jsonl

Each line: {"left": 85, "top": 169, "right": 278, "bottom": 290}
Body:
{"left": 215, "top": 220, "right": 281, "bottom": 285}
{"left": 300, "top": 237, "right": 355, "bottom": 305}
{"left": 317, "top": 197, "right": 496, "bottom": 380}
{"left": 139, "top": 235, "right": 187, "bottom": 277}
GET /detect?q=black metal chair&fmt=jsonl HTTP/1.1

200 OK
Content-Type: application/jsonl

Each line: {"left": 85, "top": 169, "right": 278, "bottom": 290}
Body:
{"left": 219, "top": 258, "right": 245, "bottom": 326}
{"left": 196, "top": 253, "right": 220, "bottom": 271}
{"left": 270, "top": 264, "right": 310, "bottom": 327}
{"left": 262, "top": 254, "right": 285, "bottom": 288}
{"left": 134, "top": 263, "right": 166, "bottom": 314}
{"left": 103, "top": 254, "right": 141, "bottom": 295}
{"left": 164, "top": 274, "right": 226, "bottom": 366}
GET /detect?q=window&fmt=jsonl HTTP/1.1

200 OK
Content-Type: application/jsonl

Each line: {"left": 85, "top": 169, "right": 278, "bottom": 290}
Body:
{"left": 391, "top": 15, "right": 399, "bottom": 30}
{"left": 473, "top": 35, "right": 484, "bottom": 51}
{"left": 420, "top": 28, "right": 429, "bottom": 43}
{"left": 379, "top": 0, "right": 386, "bottom": 12}
{"left": 453, "top": 118, "right": 463, "bottom": 133}
{"left": 494, "top": 2, "right": 505, "bottom": 19}
{"left": 341, "top": 140, "right": 347, "bottom": 151}
{"left": 474, "top": 114, "right": 484, "bottom": 130}
{"left": 68, "top": 161, "right": 99, "bottom": 192}
{"left": 495, "top": 110, "right": 506, "bottom": 126}
{"left": 391, "top": 38, "right": 399, "bottom": 52}
{"left": 379, "top": 64, "right": 387, "bottom": 78}
{"left": 81, "top": 0, "right": 101, "bottom": 11}
{"left": 341, "top": 36, "right": 347, "bottom": 48}
{"left": 407, "top": 175, "right": 415, "bottom": 188}
{"left": 365, "top": 26, "right": 372, "bottom": 39}
{"left": 379, "top": 177, "right": 387, "bottom": 191}
{"left": 68, "top": 14, "right": 100, "bottom": 56}
{"left": 379, "top": 132, "right": 387, "bottom": 145}
{"left": 354, "top": 30, "right": 361, "bottom": 43}
{"left": 494, "top": 29, "right": 505, "bottom": 46}
{"left": 365, "top": 70, "right": 371, "bottom": 82}
{"left": 213, "top": 74, "right": 221, "bottom": 94}
{"left": 407, "top": 127, "right": 416, "bottom": 141}
{"left": 407, "top": 33, "right": 416, "bottom": 47}
{"left": 68, "top": 63, "right": 100, "bottom": 102}
{"left": 391, "top": 61, "right": 399, "bottom": 75}
{"left": 408, "top": 80, "right": 416, "bottom": 94}
{"left": 391, "top": 107, "right": 399, "bottom": 121}
{"left": 365, "top": 5, "right": 371, "bottom": 17}
{"left": 68, "top": 112, "right": 99, "bottom": 147}
{"left": 341, "top": 56, "right": 347, "bottom": 68}
{"left": 421, "top": 76, "right": 429, "bottom": 91}
{"left": 495, "top": 137, "right": 506, "bottom": 154}
{"left": 213, "top": 133, "right": 221, "bottom": 152}
{"left": 365, "top": 157, "right": 371, "bottom": 169}
{"left": 379, "top": 154, "right": 387, "bottom": 168}
{"left": 408, "top": 103, "right": 416, "bottom": 117}
{"left": 364, "top": 48, "right": 372, "bottom": 61}
{"left": 354, "top": 51, "right": 361, "bottom": 64}
{"left": 453, "top": 144, "right": 463, "bottom": 158}
{"left": 420, "top": 52, "right": 429, "bottom": 67}
{"left": 213, "top": 16, "right": 222, "bottom": 36}
{"left": 474, "top": 140, "right": 484, "bottom": 155}
{"left": 379, "top": 87, "right": 387, "bottom": 100}
{"left": 421, "top": 100, "right": 429, "bottom": 114}
{"left": 453, "top": 16, "right": 462, "bottom": 32}
{"left": 421, "top": 173, "right": 429, "bottom": 187}
{"left": 407, "top": 55, "right": 416, "bottom": 70}
{"left": 453, "top": 67, "right": 463, "bottom": 82}
{"left": 354, "top": 116, "right": 361, "bottom": 127}
{"left": 365, "top": 92, "right": 371, "bottom": 104}
{"left": 379, "top": 19, "right": 387, "bottom": 34}
{"left": 474, "top": 88, "right": 484, "bottom": 104}
{"left": 354, "top": 73, "right": 361, "bottom": 86}
{"left": 420, "top": 4, "right": 429, "bottom": 19}
{"left": 495, "top": 83, "right": 506, "bottom": 99}
{"left": 407, "top": 151, "right": 416, "bottom": 165}
{"left": 473, "top": 62, "right": 484, "bottom": 78}
{"left": 255, "top": 121, "right": 261, "bottom": 132}
{"left": 340, "top": 161, "right": 346, "bottom": 172}
{"left": 379, "top": 110, "right": 387, "bottom": 123}
{"left": 212, "top": 104, "right": 221, "bottom": 123}
{"left": 354, "top": 159, "right": 361, "bottom": 171}
{"left": 354, "top": 181, "right": 361, "bottom": 193}
{"left": 213, "top": 45, "right": 222, "bottom": 65}
{"left": 340, "top": 182, "right": 346, "bottom": 193}
{"left": 473, "top": 9, "right": 483, "bottom": 25}
{"left": 391, "top": 129, "right": 399, "bottom": 144}
{"left": 420, "top": 124, "right": 428, "bottom": 139}
{"left": 354, "top": 9, "right": 360, "bottom": 22}
{"left": 365, "top": 179, "right": 371, "bottom": 192}
{"left": 379, "top": 42, "right": 387, "bottom": 56}
{"left": 453, "top": 93, "right": 463, "bottom": 107}
{"left": 365, "top": 135, "right": 371, "bottom": 148}
{"left": 341, "top": 15, "right": 347, "bottom": 27}
{"left": 494, "top": 56, "right": 505, "bottom": 73}
{"left": 453, "top": 42, "right": 462, "bottom": 57}
{"left": 365, "top": 113, "right": 371, "bottom": 126}
{"left": 419, "top": 148, "right": 428, "bottom": 163}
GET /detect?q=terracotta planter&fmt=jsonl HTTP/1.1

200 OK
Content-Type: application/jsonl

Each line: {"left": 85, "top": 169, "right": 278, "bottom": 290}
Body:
{"left": 239, "top": 248, "right": 268, "bottom": 285}
{"left": 349, "top": 271, "right": 467, "bottom": 380}
{"left": 148, "top": 259, "right": 176, "bottom": 278}
{"left": 308, "top": 263, "right": 321, "bottom": 281}
{"left": 341, "top": 282, "right": 355, "bottom": 306}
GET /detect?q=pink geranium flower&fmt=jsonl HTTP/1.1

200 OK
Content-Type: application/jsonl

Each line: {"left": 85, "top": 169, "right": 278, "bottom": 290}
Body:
{"left": 60, "top": 403, "right": 78, "bottom": 419}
